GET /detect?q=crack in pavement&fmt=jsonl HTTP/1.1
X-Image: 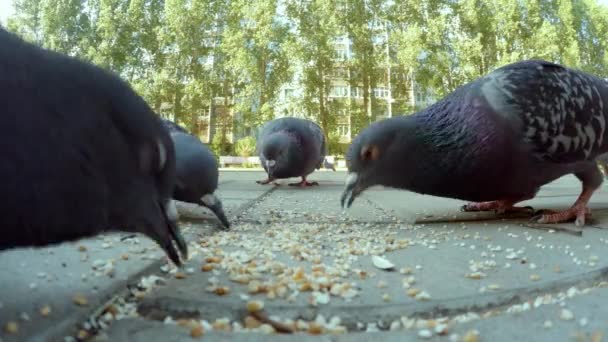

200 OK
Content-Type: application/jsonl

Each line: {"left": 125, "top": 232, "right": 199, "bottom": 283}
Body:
{"left": 136, "top": 266, "right": 608, "bottom": 331}
{"left": 55, "top": 186, "right": 279, "bottom": 341}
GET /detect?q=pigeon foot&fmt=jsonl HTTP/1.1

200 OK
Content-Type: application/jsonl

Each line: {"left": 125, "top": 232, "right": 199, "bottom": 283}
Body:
{"left": 532, "top": 206, "right": 592, "bottom": 226}
{"left": 461, "top": 200, "right": 534, "bottom": 215}
{"left": 288, "top": 177, "right": 318, "bottom": 187}
{"left": 532, "top": 186, "right": 596, "bottom": 227}
{"left": 256, "top": 177, "right": 276, "bottom": 185}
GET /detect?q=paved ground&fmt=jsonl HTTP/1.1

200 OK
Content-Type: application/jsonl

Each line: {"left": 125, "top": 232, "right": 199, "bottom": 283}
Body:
{"left": 1, "top": 170, "right": 608, "bottom": 341}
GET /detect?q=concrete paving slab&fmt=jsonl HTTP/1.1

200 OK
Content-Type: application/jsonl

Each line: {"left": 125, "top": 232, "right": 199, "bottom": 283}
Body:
{"left": 0, "top": 233, "right": 167, "bottom": 342}
{"left": 5, "top": 170, "right": 608, "bottom": 341}
{"left": 100, "top": 172, "right": 608, "bottom": 340}
{"left": 0, "top": 172, "right": 273, "bottom": 342}
{"left": 100, "top": 284, "right": 608, "bottom": 341}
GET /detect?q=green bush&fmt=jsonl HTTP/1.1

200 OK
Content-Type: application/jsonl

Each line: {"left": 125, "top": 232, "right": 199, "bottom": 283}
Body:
{"left": 327, "top": 132, "right": 347, "bottom": 157}
{"left": 234, "top": 136, "right": 257, "bottom": 157}
{"left": 210, "top": 133, "right": 232, "bottom": 157}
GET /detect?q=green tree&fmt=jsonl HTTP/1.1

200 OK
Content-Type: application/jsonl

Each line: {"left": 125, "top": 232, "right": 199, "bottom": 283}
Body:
{"left": 6, "top": 0, "right": 43, "bottom": 44}
{"left": 222, "top": 0, "right": 292, "bottom": 134}
{"left": 286, "top": 0, "right": 341, "bottom": 136}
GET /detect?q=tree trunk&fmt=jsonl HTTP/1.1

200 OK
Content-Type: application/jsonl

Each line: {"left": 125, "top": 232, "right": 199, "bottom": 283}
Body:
{"left": 173, "top": 86, "right": 182, "bottom": 123}
{"left": 369, "top": 72, "right": 377, "bottom": 123}
{"left": 362, "top": 73, "right": 370, "bottom": 124}
{"left": 318, "top": 62, "right": 328, "bottom": 134}
{"left": 207, "top": 93, "right": 216, "bottom": 144}
{"left": 385, "top": 25, "right": 392, "bottom": 118}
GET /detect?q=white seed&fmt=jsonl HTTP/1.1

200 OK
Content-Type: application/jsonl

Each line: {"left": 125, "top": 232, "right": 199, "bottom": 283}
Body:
{"left": 372, "top": 255, "right": 395, "bottom": 270}
{"left": 543, "top": 320, "right": 553, "bottom": 328}
{"left": 578, "top": 317, "right": 588, "bottom": 327}
{"left": 389, "top": 320, "right": 401, "bottom": 331}
{"left": 434, "top": 323, "right": 448, "bottom": 334}
{"left": 560, "top": 309, "right": 574, "bottom": 321}
{"left": 418, "top": 329, "right": 433, "bottom": 338}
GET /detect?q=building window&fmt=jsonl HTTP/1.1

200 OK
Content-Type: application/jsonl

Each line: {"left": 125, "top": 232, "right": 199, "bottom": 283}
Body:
{"left": 336, "top": 124, "right": 349, "bottom": 137}
{"left": 374, "top": 87, "right": 387, "bottom": 98}
{"left": 330, "top": 86, "right": 348, "bottom": 97}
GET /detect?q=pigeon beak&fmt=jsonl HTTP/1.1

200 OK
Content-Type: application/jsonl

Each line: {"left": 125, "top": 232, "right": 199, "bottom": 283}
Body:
{"left": 160, "top": 199, "right": 189, "bottom": 267}
{"left": 265, "top": 159, "right": 276, "bottom": 176}
{"left": 340, "top": 172, "right": 361, "bottom": 209}
{"left": 201, "top": 194, "right": 231, "bottom": 230}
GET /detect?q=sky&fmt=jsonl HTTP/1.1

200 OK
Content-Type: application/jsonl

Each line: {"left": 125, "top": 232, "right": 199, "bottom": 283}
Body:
{"left": 1, "top": 0, "right": 608, "bottom": 26}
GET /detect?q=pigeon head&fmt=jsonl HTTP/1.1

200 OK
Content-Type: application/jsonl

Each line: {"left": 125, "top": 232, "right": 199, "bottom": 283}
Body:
{"left": 341, "top": 117, "right": 419, "bottom": 208}
{"left": 131, "top": 136, "right": 189, "bottom": 266}
{"left": 262, "top": 132, "right": 296, "bottom": 176}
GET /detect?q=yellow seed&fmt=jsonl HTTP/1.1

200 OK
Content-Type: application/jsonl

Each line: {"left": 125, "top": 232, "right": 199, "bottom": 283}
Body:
{"left": 530, "top": 274, "right": 541, "bottom": 281}
{"left": 406, "top": 288, "right": 421, "bottom": 297}
{"left": 134, "top": 291, "right": 146, "bottom": 301}
{"left": 201, "top": 264, "right": 214, "bottom": 272}
{"left": 214, "top": 287, "right": 230, "bottom": 296}
{"left": 246, "top": 300, "right": 264, "bottom": 312}
{"left": 4, "top": 321, "right": 18, "bottom": 334}
{"left": 312, "top": 265, "right": 325, "bottom": 272}
{"left": 205, "top": 256, "right": 222, "bottom": 263}
{"left": 72, "top": 294, "right": 89, "bottom": 306}
{"left": 174, "top": 272, "right": 187, "bottom": 279}
{"left": 229, "top": 274, "right": 249, "bottom": 283}
{"left": 463, "top": 329, "right": 480, "bottom": 342}
{"left": 78, "top": 245, "right": 87, "bottom": 252}
{"left": 212, "top": 320, "right": 230, "bottom": 332}
{"left": 308, "top": 322, "right": 323, "bottom": 335}
{"left": 293, "top": 268, "right": 305, "bottom": 281}
{"left": 105, "top": 304, "right": 119, "bottom": 317}
{"left": 190, "top": 324, "right": 204, "bottom": 337}
{"left": 121, "top": 254, "right": 129, "bottom": 260}
{"left": 39, "top": 305, "right": 52, "bottom": 316}
{"left": 248, "top": 281, "right": 261, "bottom": 294}
{"left": 244, "top": 316, "right": 262, "bottom": 329}
{"left": 300, "top": 282, "right": 313, "bottom": 291}
{"left": 77, "top": 330, "right": 88, "bottom": 339}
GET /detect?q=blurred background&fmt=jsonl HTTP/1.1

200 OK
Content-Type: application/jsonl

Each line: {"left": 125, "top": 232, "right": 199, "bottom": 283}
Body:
{"left": 1, "top": 0, "right": 607, "bottom": 159}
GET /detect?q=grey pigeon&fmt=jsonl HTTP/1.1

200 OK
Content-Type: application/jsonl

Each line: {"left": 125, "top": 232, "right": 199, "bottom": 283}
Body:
{"left": 341, "top": 59, "right": 608, "bottom": 227}
{"left": 0, "top": 27, "right": 187, "bottom": 265}
{"left": 256, "top": 117, "right": 331, "bottom": 186}
{"left": 162, "top": 120, "right": 230, "bottom": 229}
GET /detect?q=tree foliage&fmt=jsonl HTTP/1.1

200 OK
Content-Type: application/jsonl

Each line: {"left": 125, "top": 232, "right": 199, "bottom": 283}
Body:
{"left": 5, "top": 0, "right": 608, "bottom": 154}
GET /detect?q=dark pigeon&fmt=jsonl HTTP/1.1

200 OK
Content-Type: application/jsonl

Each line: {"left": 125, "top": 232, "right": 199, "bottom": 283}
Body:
{"left": 162, "top": 120, "right": 230, "bottom": 229}
{"left": 0, "top": 27, "right": 188, "bottom": 266}
{"left": 256, "top": 117, "right": 332, "bottom": 186}
{"left": 341, "top": 59, "right": 608, "bottom": 227}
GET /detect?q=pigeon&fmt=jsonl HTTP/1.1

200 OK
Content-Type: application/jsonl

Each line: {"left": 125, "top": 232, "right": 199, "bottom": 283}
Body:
{"left": 162, "top": 120, "right": 230, "bottom": 229}
{"left": 256, "top": 117, "right": 331, "bottom": 186}
{"left": 341, "top": 59, "right": 608, "bottom": 227}
{"left": 0, "top": 27, "right": 188, "bottom": 266}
